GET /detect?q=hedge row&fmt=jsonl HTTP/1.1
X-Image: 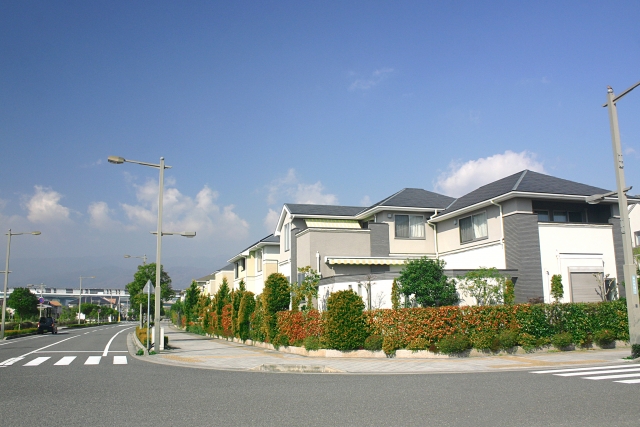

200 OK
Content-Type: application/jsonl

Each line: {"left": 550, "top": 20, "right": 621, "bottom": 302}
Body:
{"left": 273, "top": 300, "right": 629, "bottom": 351}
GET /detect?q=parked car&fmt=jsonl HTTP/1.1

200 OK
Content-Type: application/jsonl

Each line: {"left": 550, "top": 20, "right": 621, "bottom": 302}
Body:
{"left": 37, "top": 317, "right": 58, "bottom": 334}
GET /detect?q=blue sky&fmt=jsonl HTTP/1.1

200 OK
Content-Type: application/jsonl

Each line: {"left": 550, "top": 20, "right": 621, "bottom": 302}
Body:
{"left": 1, "top": 1, "right": 640, "bottom": 288}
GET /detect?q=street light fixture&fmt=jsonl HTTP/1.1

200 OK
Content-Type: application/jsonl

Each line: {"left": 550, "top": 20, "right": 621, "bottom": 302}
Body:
{"left": 124, "top": 254, "right": 147, "bottom": 327}
{"left": 603, "top": 82, "right": 640, "bottom": 347}
{"left": 109, "top": 155, "right": 195, "bottom": 352}
{"left": 78, "top": 276, "right": 95, "bottom": 324}
{"left": 1, "top": 229, "right": 41, "bottom": 339}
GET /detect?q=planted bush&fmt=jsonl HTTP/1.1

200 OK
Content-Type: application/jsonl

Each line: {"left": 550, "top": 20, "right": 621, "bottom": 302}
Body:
{"left": 363, "top": 335, "right": 383, "bottom": 351}
{"left": 497, "top": 330, "right": 519, "bottom": 350}
{"left": 551, "top": 332, "right": 573, "bottom": 350}
{"left": 324, "top": 290, "right": 367, "bottom": 351}
{"left": 303, "top": 336, "right": 320, "bottom": 351}
{"left": 594, "top": 329, "right": 616, "bottom": 348}
{"left": 406, "top": 338, "right": 430, "bottom": 352}
{"left": 382, "top": 335, "right": 402, "bottom": 356}
{"left": 437, "top": 335, "right": 471, "bottom": 354}
{"left": 263, "top": 273, "right": 291, "bottom": 342}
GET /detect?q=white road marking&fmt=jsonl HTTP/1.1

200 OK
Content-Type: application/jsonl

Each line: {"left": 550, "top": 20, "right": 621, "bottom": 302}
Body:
{"left": 113, "top": 356, "right": 127, "bottom": 365}
{"left": 531, "top": 364, "right": 632, "bottom": 374}
{"left": 85, "top": 356, "right": 101, "bottom": 365}
{"left": 0, "top": 335, "right": 43, "bottom": 346}
{"left": 555, "top": 367, "right": 640, "bottom": 377}
{"left": 615, "top": 378, "right": 640, "bottom": 384}
{"left": 37, "top": 350, "right": 128, "bottom": 353}
{"left": 585, "top": 372, "right": 640, "bottom": 380}
{"left": 24, "top": 357, "right": 50, "bottom": 366}
{"left": 19, "top": 335, "right": 77, "bottom": 358}
{"left": 54, "top": 356, "right": 76, "bottom": 366}
{"left": 103, "top": 326, "right": 134, "bottom": 356}
{"left": 0, "top": 357, "right": 24, "bottom": 366}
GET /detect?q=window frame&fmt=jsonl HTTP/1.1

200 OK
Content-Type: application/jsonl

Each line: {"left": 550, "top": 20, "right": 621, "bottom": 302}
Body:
{"left": 459, "top": 211, "right": 488, "bottom": 244}
{"left": 284, "top": 223, "right": 291, "bottom": 252}
{"left": 394, "top": 214, "right": 426, "bottom": 239}
{"left": 256, "top": 249, "right": 262, "bottom": 273}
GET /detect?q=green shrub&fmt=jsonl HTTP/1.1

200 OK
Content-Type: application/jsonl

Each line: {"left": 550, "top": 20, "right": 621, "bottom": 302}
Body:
{"left": 4, "top": 328, "right": 37, "bottom": 337}
{"left": 504, "top": 279, "right": 515, "bottom": 305}
{"left": 406, "top": 338, "right": 430, "bottom": 352}
{"left": 263, "top": 273, "right": 291, "bottom": 342}
{"left": 551, "top": 332, "right": 573, "bottom": 350}
{"left": 272, "top": 333, "right": 289, "bottom": 349}
{"left": 632, "top": 344, "right": 640, "bottom": 359}
{"left": 438, "top": 335, "right": 471, "bottom": 354}
{"left": 382, "top": 335, "right": 402, "bottom": 356}
{"left": 237, "top": 291, "right": 256, "bottom": 341}
{"left": 497, "top": 330, "right": 519, "bottom": 350}
{"left": 594, "top": 329, "right": 616, "bottom": 348}
{"left": 324, "top": 290, "right": 368, "bottom": 351}
{"left": 470, "top": 332, "right": 497, "bottom": 351}
{"left": 136, "top": 349, "right": 144, "bottom": 356}
{"left": 303, "top": 336, "right": 320, "bottom": 351}
{"left": 550, "top": 274, "right": 563, "bottom": 302}
{"left": 363, "top": 335, "right": 383, "bottom": 351}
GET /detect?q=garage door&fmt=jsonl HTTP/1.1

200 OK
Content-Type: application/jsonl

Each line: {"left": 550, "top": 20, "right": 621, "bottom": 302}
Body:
{"left": 570, "top": 272, "right": 601, "bottom": 302}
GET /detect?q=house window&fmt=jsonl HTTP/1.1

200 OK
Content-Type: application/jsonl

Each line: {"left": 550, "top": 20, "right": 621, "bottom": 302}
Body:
{"left": 535, "top": 210, "right": 549, "bottom": 221}
{"left": 284, "top": 223, "right": 291, "bottom": 252}
{"left": 552, "top": 211, "right": 583, "bottom": 223}
{"left": 256, "top": 249, "right": 262, "bottom": 273}
{"left": 395, "top": 215, "right": 425, "bottom": 238}
{"left": 459, "top": 212, "right": 488, "bottom": 243}
{"left": 553, "top": 211, "right": 567, "bottom": 222}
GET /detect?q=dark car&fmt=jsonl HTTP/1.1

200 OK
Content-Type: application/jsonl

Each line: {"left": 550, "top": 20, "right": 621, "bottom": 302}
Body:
{"left": 37, "top": 317, "right": 58, "bottom": 334}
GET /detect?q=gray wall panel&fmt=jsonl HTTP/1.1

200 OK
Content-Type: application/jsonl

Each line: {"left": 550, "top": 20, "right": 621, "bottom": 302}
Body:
{"left": 503, "top": 213, "right": 544, "bottom": 303}
{"left": 369, "top": 223, "right": 390, "bottom": 257}
{"left": 609, "top": 217, "right": 626, "bottom": 298}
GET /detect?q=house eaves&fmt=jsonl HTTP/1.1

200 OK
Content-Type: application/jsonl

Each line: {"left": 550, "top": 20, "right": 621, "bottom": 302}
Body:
{"left": 430, "top": 191, "right": 627, "bottom": 222}
{"left": 227, "top": 234, "right": 280, "bottom": 264}
{"left": 355, "top": 205, "right": 443, "bottom": 220}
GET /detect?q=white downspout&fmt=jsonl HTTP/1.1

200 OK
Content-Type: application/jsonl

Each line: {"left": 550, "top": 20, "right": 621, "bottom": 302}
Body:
{"left": 316, "top": 251, "right": 320, "bottom": 274}
{"left": 427, "top": 210, "right": 439, "bottom": 259}
{"left": 490, "top": 199, "right": 506, "bottom": 266}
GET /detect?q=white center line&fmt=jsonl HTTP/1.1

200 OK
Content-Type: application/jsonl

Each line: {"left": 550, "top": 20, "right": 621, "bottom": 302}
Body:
{"left": 103, "top": 326, "right": 134, "bottom": 356}
{"left": 24, "top": 357, "right": 50, "bottom": 366}
{"left": 85, "top": 356, "right": 101, "bottom": 365}
{"left": 54, "top": 356, "right": 76, "bottom": 366}
{"left": 555, "top": 367, "right": 640, "bottom": 377}
{"left": 585, "top": 372, "right": 640, "bottom": 380}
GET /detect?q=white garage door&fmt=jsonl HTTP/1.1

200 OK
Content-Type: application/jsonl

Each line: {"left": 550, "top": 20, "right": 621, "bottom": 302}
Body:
{"left": 570, "top": 272, "right": 601, "bottom": 302}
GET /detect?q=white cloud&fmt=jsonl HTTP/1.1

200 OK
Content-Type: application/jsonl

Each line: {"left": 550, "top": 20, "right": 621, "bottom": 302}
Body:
{"left": 360, "top": 195, "right": 371, "bottom": 207}
{"left": 24, "top": 186, "right": 71, "bottom": 223}
{"left": 267, "top": 169, "right": 338, "bottom": 206}
{"left": 434, "top": 151, "right": 545, "bottom": 197}
{"left": 88, "top": 201, "right": 120, "bottom": 230}
{"left": 263, "top": 208, "right": 280, "bottom": 233}
{"left": 121, "top": 180, "right": 249, "bottom": 241}
{"left": 349, "top": 68, "right": 394, "bottom": 91}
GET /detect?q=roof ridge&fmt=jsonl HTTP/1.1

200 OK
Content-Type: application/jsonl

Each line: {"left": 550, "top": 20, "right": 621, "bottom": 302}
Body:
{"left": 512, "top": 170, "right": 528, "bottom": 191}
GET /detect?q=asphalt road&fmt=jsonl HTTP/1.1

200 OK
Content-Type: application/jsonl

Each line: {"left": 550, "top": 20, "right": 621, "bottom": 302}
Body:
{"left": 1, "top": 325, "right": 638, "bottom": 427}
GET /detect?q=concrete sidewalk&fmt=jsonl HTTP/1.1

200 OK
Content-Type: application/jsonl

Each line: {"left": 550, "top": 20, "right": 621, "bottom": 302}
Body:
{"left": 135, "top": 323, "right": 638, "bottom": 374}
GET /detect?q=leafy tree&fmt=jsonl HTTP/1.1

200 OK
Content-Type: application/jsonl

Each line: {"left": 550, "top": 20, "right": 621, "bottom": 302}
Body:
{"left": 504, "top": 279, "right": 515, "bottom": 305}
{"left": 290, "top": 266, "right": 320, "bottom": 312}
{"left": 231, "top": 280, "right": 246, "bottom": 335}
{"left": 397, "top": 257, "right": 459, "bottom": 307}
{"left": 237, "top": 291, "right": 256, "bottom": 340}
{"left": 262, "top": 273, "right": 290, "bottom": 341}
{"left": 183, "top": 281, "right": 200, "bottom": 323}
{"left": 550, "top": 274, "right": 564, "bottom": 302}
{"left": 7, "top": 287, "right": 38, "bottom": 319}
{"left": 125, "top": 263, "right": 175, "bottom": 312}
{"left": 213, "top": 277, "right": 231, "bottom": 333}
{"left": 458, "top": 267, "right": 508, "bottom": 306}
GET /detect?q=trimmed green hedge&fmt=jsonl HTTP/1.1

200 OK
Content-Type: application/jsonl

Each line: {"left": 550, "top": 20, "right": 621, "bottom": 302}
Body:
{"left": 4, "top": 328, "right": 38, "bottom": 337}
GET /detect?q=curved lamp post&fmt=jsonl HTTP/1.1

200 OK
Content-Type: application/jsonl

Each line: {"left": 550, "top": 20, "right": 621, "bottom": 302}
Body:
{"left": 1, "top": 229, "right": 41, "bottom": 339}
{"left": 109, "top": 156, "right": 195, "bottom": 352}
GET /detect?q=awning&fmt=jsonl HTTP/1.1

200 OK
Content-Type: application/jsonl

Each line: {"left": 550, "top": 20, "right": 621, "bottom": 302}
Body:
{"left": 325, "top": 257, "right": 415, "bottom": 265}
{"left": 305, "top": 219, "right": 361, "bottom": 229}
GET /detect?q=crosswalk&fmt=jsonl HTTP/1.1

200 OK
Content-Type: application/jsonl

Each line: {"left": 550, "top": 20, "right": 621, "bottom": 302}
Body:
{"left": 0, "top": 355, "right": 128, "bottom": 367}
{"left": 531, "top": 364, "right": 640, "bottom": 384}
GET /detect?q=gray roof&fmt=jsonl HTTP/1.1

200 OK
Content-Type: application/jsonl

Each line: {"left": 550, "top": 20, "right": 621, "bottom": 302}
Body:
{"left": 214, "top": 263, "right": 234, "bottom": 273}
{"left": 285, "top": 204, "right": 364, "bottom": 217}
{"left": 441, "top": 170, "right": 611, "bottom": 214}
{"left": 366, "top": 188, "right": 455, "bottom": 211}
{"left": 196, "top": 273, "right": 216, "bottom": 282}
{"left": 236, "top": 234, "right": 280, "bottom": 256}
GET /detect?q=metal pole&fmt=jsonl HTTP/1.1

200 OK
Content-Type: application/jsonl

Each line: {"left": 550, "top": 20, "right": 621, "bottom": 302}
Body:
{"left": 606, "top": 87, "right": 640, "bottom": 346}
{"left": 154, "top": 157, "right": 165, "bottom": 352}
{"left": 1, "top": 230, "right": 12, "bottom": 339}
{"left": 78, "top": 277, "right": 82, "bottom": 325}
{"left": 147, "top": 280, "right": 151, "bottom": 350}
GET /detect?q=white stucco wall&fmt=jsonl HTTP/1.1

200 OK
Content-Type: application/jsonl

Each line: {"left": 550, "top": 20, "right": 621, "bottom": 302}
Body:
{"left": 439, "top": 241, "right": 506, "bottom": 270}
{"left": 318, "top": 279, "right": 394, "bottom": 310}
{"left": 538, "top": 223, "right": 617, "bottom": 303}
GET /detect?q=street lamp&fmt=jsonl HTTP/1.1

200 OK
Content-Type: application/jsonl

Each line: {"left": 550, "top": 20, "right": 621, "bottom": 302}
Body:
{"left": 78, "top": 276, "right": 95, "bottom": 324}
{"left": 1, "top": 229, "right": 40, "bottom": 339}
{"left": 125, "top": 254, "right": 147, "bottom": 328}
{"left": 602, "top": 82, "right": 640, "bottom": 348}
{"left": 109, "top": 155, "right": 196, "bottom": 352}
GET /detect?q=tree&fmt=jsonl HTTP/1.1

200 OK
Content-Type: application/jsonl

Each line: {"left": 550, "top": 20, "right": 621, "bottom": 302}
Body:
{"left": 324, "top": 290, "right": 368, "bottom": 351}
{"left": 237, "top": 291, "right": 256, "bottom": 340}
{"left": 390, "top": 279, "right": 401, "bottom": 310}
{"left": 457, "top": 267, "right": 508, "bottom": 306}
{"left": 290, "top": 266, "right": 321, "bottom": 312}
{"left": 183, "top": 281, "right": 200, "bottom": 323}
{"left": 7, "top": 287, "right": 38, "bottom": 319}
{"left": 397, "top": 257, "right": 459, "bottom": 307}
{"left": 594, "top": 272, "right": 617, "bottom": 301}
{"left": 262, "top": 273, "right": 290, "bottom": 341}
{"left": 125, "top": 263, "right": 175, "bottom": 312}
{"left": 550, "top": 274, "right": 563, "bottom": 302}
